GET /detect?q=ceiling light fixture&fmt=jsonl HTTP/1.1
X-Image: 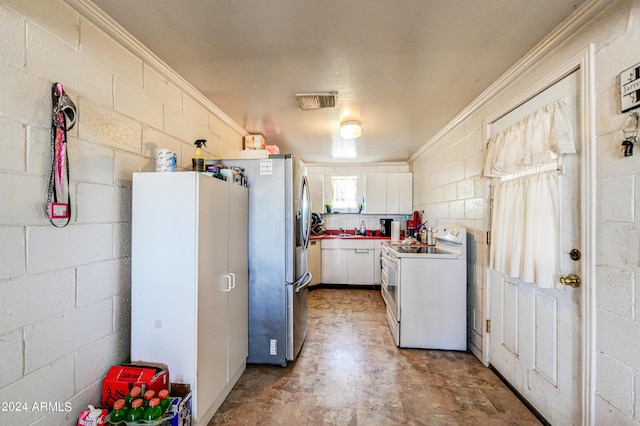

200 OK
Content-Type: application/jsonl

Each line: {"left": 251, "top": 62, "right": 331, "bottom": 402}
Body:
{"left": 340, "top": 120, "right": 362, "bottom": 139}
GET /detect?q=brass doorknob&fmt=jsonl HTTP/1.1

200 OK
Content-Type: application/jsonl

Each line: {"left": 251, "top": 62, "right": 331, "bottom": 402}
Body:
{"left": 560, "top": 274, "right": 581, "bottom": 288}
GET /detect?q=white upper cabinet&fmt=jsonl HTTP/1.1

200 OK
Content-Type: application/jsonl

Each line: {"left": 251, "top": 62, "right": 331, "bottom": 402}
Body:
{"left": 307, "top": 173, "right": 324, "bottom": 213}
{"left": 364, "top": 172, "right": 412, "bottom": 214}
{"left": 364, "top": 173, "right": 387, "bottom": 214}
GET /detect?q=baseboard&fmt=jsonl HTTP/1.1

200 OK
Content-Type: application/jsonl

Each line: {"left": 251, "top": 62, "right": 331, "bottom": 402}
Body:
{"left": 309, "top": 284, "right": 381, "bottom": 291}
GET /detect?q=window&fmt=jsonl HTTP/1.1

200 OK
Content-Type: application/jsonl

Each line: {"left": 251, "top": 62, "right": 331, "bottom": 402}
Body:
{"left": 330, "top": 176, "right": 358, "bottom": 212}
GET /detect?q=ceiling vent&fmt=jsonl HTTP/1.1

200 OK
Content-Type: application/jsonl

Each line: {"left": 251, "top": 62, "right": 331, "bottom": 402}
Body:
{"left": 296, "top": 92, "right": 338, "bottom": 110}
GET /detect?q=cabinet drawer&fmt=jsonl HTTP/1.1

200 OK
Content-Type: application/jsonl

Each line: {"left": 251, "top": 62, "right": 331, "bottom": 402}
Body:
{"left": 321, "top": 239, "right": 374, "bottom": 249}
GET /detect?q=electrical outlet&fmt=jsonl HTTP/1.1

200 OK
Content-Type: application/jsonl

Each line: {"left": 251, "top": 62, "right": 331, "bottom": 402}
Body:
{"left": 269, "top": 339, "right": 277, "bottom": 355}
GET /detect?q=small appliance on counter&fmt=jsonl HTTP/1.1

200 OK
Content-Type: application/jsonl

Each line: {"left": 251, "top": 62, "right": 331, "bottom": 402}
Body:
{"left": 380, "top": 218, "right": 393, "bottom": 237}
{"left": 311, "top": 213, "right": 325, "bottom": 235}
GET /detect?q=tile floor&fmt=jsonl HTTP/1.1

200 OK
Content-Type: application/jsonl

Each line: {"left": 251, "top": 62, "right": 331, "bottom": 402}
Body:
{"left": 209, "top": 288, "right": 541, "bottom": 425}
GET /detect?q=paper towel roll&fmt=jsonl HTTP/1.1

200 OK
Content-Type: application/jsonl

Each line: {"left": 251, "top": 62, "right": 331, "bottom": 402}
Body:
{"left": 391, "top": 221, "right": 400, "bottom": 241}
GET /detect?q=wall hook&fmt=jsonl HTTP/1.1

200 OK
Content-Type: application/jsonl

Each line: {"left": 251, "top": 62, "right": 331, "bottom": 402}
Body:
{"left": 621, "top": 111, "right": 639, "bottom": 157}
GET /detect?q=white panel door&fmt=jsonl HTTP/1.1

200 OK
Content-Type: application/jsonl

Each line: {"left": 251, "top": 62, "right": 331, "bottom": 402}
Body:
{"left": 489, "top": 73, "right": 582, "bottom": 425}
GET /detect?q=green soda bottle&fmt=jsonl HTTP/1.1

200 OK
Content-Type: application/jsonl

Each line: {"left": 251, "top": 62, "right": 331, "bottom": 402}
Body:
{"left": 142, "top": 397, "right": 163, "bottom": 421}
{"left": 143, "top": 389, "right": 155, "bottom": 408}
{"left": 124, "top": 386, "right": 142, "bottom": 408}
{"left": 109, "top": 399, "right": 128, "bottom": 424}
{"left": 158, "top": 389, "right": 171, "bottom": 413}
{"left": 127, "top": 398, "right": 144, "bottom": 422}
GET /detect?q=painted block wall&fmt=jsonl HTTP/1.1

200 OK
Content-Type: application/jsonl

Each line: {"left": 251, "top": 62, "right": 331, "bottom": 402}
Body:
{"left": 0, "top": 1, "right": 244, "bottom": 425}
{"left": 410, "top": 0, "right": 640, "bottom": 423}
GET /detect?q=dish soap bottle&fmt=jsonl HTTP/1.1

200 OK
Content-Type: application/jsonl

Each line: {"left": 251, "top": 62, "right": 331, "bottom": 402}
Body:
{"left": 192, "top": 139, "right": 206, "bottom": 172}
{"left": 360, "top": 220, "right": 366, "bottom": 235}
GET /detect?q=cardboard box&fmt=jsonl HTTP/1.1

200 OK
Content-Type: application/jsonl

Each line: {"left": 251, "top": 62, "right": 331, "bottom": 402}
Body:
{"left": 239, "top": 150, "right": 269, "bottom": 159}
{"left": 170, "top": 383, "right": 192, "bottom": 426}
{"left": 265, "top": 144, "right": 279, "bottom": 154}
{"left": 243, "top": 134, "right": 265, "bottom": 150}
{"left": 108, "top": 389, "right": 191, "bottom": 426}
{"left": 101, "top": 363, "right": 169, "bottom": 407}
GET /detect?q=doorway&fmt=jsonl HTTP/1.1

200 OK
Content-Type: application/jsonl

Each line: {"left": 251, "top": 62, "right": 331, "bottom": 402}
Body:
{"left": 483, "top": 46, "right": 596, "bottom": 425}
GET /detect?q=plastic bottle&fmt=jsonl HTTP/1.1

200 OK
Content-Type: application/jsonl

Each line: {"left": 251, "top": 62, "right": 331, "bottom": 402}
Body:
{"left": 127, "top": 398, "right": 144, "bottom": 422}
{"left": 142, "top": 397, "right": 163, "bottom": 422}
{"left": 360, "top": 221, "right": 366, "bottom": 235}
{"left": 158, "top": 389, "right": 171, "bottom": 413}
{"left": 192, "top": 139, "right": 206, "bottom": 172}
{"left": 124, "top": 386, "right": 142, "bottom": 408}
{"left": 401, "top": 215, "right": 407, "bottom": 239}
{"left": 109, "top": 399, "right": 128, "bottom": 424}
{"left": 143, "top": 389, "right": 156, "bottom": 408}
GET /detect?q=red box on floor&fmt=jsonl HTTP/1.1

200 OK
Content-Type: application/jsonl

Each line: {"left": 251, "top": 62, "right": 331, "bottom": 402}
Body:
{"left": 101, "top": 363, "right": 169, "bottom": 407}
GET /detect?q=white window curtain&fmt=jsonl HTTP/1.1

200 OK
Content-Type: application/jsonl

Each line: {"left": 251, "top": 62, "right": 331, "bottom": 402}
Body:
{"left": 486, "top": 99, "right": 575, "bottom": 289}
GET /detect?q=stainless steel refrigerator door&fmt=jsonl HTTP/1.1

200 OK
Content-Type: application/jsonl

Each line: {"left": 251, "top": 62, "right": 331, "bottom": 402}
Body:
{"left": 291, "top": 155, "right": 309, "bottom": 283}
{"left": 286, "top": 155, "right": 311, "bottom": 360}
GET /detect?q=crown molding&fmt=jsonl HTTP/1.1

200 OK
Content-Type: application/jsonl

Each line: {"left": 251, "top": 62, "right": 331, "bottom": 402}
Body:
{"left": 409, "top": 0, "right": 615, "bottom": 163}
{"left": 63, "top": 0, "right": 248, "bottom": 137}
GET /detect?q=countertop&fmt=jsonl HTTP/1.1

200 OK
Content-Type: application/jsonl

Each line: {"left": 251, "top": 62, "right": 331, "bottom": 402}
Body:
{"left": 310, "top": 231, "right": 391, "bottom": 241}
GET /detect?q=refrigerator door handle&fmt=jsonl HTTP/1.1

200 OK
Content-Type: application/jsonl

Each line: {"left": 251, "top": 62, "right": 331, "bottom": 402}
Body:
{"left": 293, "top": 270, "right": 313, "bottom": 293}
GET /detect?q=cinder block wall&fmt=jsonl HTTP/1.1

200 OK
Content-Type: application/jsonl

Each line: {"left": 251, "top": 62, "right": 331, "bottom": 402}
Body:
{"left": 0, "top": 1, "right": 244, "bottom": 424}
{"left": 411, "top": 0, "right": 640, "bottom": 423}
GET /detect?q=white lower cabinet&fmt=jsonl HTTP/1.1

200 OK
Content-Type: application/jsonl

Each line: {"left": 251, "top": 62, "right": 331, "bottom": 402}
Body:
{"left": 321, "top": 239, "right": 375, "bottom": 285}
{"left": 347, "top": 247, "right": 374, "bottom": 284}
{"left": 131, "top": 172, "right": 248, "bottom": 426}
{"left": 321, "top": 244, "right": 348, "bottom": 284}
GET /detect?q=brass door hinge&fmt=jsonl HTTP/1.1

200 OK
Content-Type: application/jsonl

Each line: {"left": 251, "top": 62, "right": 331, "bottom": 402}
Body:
{"left": 486, "top": 319, "right": 491, "bottom": 333}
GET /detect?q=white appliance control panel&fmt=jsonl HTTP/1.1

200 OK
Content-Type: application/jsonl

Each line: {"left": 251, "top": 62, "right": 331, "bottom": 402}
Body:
{"left": 433, "top": 225, "right": 466, "bottom": 245}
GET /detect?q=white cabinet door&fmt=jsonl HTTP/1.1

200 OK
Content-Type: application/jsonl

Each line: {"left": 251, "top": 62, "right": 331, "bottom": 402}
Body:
{"left": 227, "top": 183, "right": 248, "bottom": 382}
{"left": 321, "top": 248, "right": 347, "bottom": 284}
{"left": 197, "top": 177, "right": 228, "bottom": 419}
{"left": 386, "top": 173, "right": 400, "bottom": 213}
{"left": 386, "top": 173, "right": 412, "bottom": 214}
{"left": 347, "top": 249, "right": 374, "bottom": 284}
{"left": 397, "top": 173, "right": 413, "bottom": 214}
{"left": 364, "top": 173, "right": 386, "bottom": 214}
{"left": 307, "top": 173, "right": 324, "bottom": 214}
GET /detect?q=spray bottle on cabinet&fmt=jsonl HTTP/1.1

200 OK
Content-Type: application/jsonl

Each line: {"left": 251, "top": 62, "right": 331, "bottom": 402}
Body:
{"left": 192, "top": 139, "right": 206, "bottom": 172}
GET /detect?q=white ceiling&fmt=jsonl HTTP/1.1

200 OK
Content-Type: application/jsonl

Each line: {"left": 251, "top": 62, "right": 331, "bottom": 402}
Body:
{"left": 88, "top": 0, "right": 586, "bottom": 164}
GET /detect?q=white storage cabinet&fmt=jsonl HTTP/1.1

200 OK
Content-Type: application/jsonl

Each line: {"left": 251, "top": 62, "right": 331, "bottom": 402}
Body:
{"left": 131, "top": 172, "right": 248, "bottom": 426}
{"left": 364, "top": 172, "right": 412, "bottom": 214}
